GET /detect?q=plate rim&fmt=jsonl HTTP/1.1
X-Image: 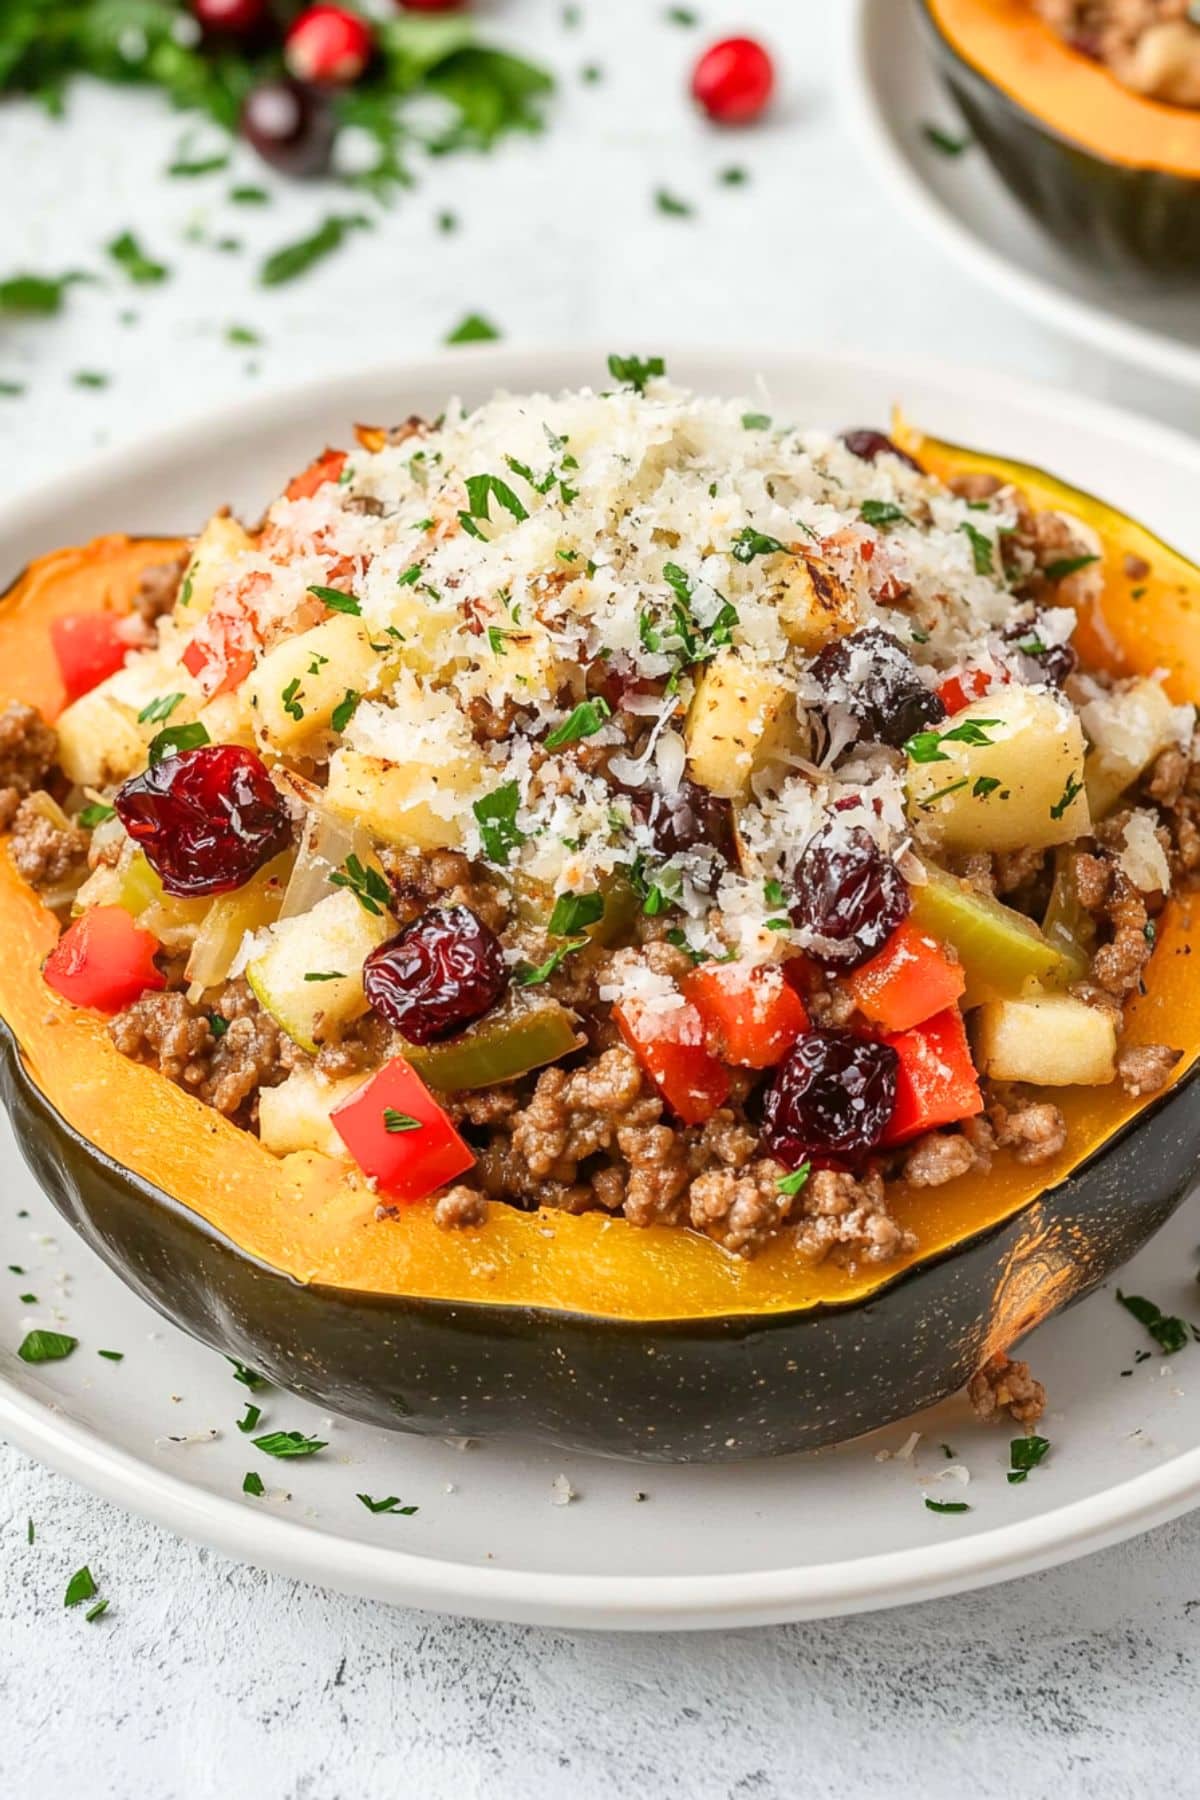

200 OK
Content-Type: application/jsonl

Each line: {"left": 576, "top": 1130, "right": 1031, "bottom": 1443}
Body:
{"left": 4, "top": 340, "right": 1200, "bottom": 1628}
{"left": 841, "top": 0, "right": 1200, "bottom": 390}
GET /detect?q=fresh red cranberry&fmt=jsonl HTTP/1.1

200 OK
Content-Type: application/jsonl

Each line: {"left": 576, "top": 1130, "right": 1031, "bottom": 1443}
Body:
{"left": 364, "top": 905, "right": 508, "bottom": 1044}
{"left": 240, "top": 78, "right": 335, "bottom": 177}
{"left": 790, "top": 827, "right": 910, "bottom": 970}
{"left": 285, "top": 5, "right": 374, "bottom": 85}
{"left": 762, "top": 1030, "right": 899, "bottom": 1168}
{"left": 192, "top": 0, "right": 267, "bottom": 34}
{"left": 691, "top": 36, "right": 774, "bottom": 125}
{"left": 636, "top": 780, "right": 735, "bottom": 862}
{"left": 840, "top": 429, "right": 923, "bottom": 474}
{"left": 1002, "top": 615, "right": 1077, "bottom": 690}
{"left": 810, "top": 627, "right": 946, "bottom": 750}
{"left": 115, "top": 746, "right": 292, "bottom": 898}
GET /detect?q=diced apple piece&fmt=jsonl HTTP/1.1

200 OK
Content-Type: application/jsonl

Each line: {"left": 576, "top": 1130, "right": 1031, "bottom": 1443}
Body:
{"left": 973, "top": 994, "right": 1117, "bottom": 1086}
{"left": 905, "top": 689, "right": 1090, "bottom": 853}
{"left": 685, "top": 650, "right": 802, "bottom": 798}
{"left": 1080, "top": 677, "right": 1184, "bottom": 819}
{"left": 176, "top": 512, "right": 255, "bottom": 622}
{"left": 259, "top": 1068, "right": 364, "bottom": 1159}
{"left": 773, "top": 550, "right": 858, "bottom": 651}
{"left": 196, "top": 687, "right": 258, "bottom": 750}
{"left": 246, "top": 888, "right": 392, "bottom": 1053}
{"left": 245, "top": 615, "right": 382, "bottom": 752}
{"left": 55, "top": 689, "right": 149, "bottom": 788}
{"left": 325, "top": 746, "right": 483, "bottom": 850}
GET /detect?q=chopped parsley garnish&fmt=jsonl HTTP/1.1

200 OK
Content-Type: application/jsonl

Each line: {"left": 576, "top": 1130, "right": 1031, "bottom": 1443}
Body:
{"left": 307, "top": 585, "right": 361, "bottom": 614}
{"left": 259, "top": 214, "right": 370, "bottom": 287}
{"left": 78, "top": 802, "right": 116, "bottom": 828}
{"left": 641, "top": 863, "right": 684, "bottom": 916}
{"left": 961, "top": 520, "right": 995, "bottom": 575}
{"left": 922, "top": 122, "right": 971, "bottom": 156}
{"left": 230, "top": 185, "right": 270, "bottom": 205}
{"left": 64, "top": 1567, "right": 97, "bottom": 1608}
{"left": 148, "top": 721, "right": 209, "bottom": 765}
{"left": 237, "top": 1403, "right": 263, "bottom": 1434}
{"left": 654, "top": 187, "right": 693, "bottom": 217}
{"left": 437, "top": 210, "right": 459, "bottom": 234}
{"left": 459, "top": 472, "right": 529, "bottom": 538}
{"left": 517, "top": 940, "right": 590, "bottom": 987}
{"left": 72, "top": 370, "right": 109, "bottom": 389}
{"left": 777, "top": 1162, "right": 812, "bottom": 1197}
{"left": 920, "top": 778, "right": 970, "bottom": 809}
{"left": 860, "top": 499, "right": 909, "bottom": 529}
{"left": 923, "top": 1497, "right": 971, "bottom": 1514}
{"left": 383, "top": 1109, "right": 423, "bottom": 1134}
{"left": 665, "top": 5, "right": 698, "bottom": 22}
{"left": 741, "top": 411, "right": 771, "bottom": 430}
{"left": 138, "top": 701, "right": 186, "bottom": 737}
{"left": 1007, "top": 1434, "right": 1051, "bottom": 1483}
{"left": 252, "top": 1430, "right": 328, "bottom": 1459}
{"left": 473, "top": 780, "right": 526, "bottom": 865}
{"left": 720, "top": 164, "right": 749, "bottom": 185}
{"left": 329, "top": 853, "right": 391, "bottom": 918}
{"left": 1043, "top": 553, "right": 1100, "bottom": 583}
{"left": 208, "top": 1013, "right": 229, "bottom": 1039}
{"left": 97, "top": 1349, "right": 123, "bottom": 1362}
{"left": 85, "top": 1599, "right": 110, "bottom": 1622}
{"left": 226, "top": 324, "right": 261, "bottom": 347}
{"left": 108, "top": 230, "right": 168, "bottom": 286}
{"left": 763, "top": 877, "right": 786, "bottom": 907}
{"left": 17, "top": 1330, "right": 77, "bottom": 1364}
{"left": 281, "top": 679, "right": 305, "bottom": 723}
{"left": 331, "top": 688, "right": 360, "bottom": 733}
{"left": 905, "top": 718, "right": 1001, "bottom": 764}
{"left": 547, "top": 890, "right": 604, "bottom": 936}
{"left": 1117, "top": 1289, "right": 1191, "bottom": 1355}
{"left": 972, "top": 776, "right": 1001, "bottom": 797}
{"left": 607, "top": 353, "right": 665, "bottom": 394}
{"left": 227, "top": 1357, "right": 267, "bottom": 1390}
{"left": 243, "top": 1471, "right": 265, "bottom": 1497}
{"left": 445, "top": 312, "right": 501, "bottom": 345}
{"left": 358, "top": 1494, "right": 418, "bottom": 1514}
{"left": 731, "top": 526, "right": 786, "bottom": 563}
{"left": 19, "top": 1293, "right": 37, "bottom": 1305}
{"left": 1049, "top": 772, "right": 1084, "bottom": 821}
{"left": 167, "top": 149, "right": 229, "bottom": 177}
{"left": 0, "top": 270, "right": 90, "bottom": 315}
{"left": 303, "top": 970, "right": 346, "bottom": 983}
{"left": 398, "top": 564, "right": 422, "bottom": 587}
{"left": 545, "top": 696, "right": 612, "bottom": 749}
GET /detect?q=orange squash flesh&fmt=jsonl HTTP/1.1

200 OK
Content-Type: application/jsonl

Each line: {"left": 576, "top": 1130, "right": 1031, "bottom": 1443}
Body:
{"left": 0, "top": 509, "right": 1198, "bottom": 1322}
{"left": 926, "top": 0, "right": 1200, "bottom": 175}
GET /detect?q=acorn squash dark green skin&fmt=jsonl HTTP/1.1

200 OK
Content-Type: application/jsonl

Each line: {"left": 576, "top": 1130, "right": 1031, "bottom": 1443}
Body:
{"left": 5, "top": 1017, "right": 1198, "bottom": 1462}
{"left": 917, "top": 0, "right": 1200, "bottom": 277}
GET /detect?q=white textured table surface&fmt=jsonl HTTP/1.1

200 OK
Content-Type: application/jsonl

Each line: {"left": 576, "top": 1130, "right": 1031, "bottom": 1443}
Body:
{"left": 3, "top": 3, "right": 1200, "bottom": 1794}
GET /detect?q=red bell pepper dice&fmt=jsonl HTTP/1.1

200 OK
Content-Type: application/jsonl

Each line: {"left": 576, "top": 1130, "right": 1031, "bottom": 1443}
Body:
{"left": 882, "top": 1007, "right": 983, "bottom": 1145}
{"left": 50, "top": 613, "right": 131, "bottom": 702}
{"left": 284, "top": 447, "right": 347, "bottom": 502}
{"left": 332, "top": 1056, "right": 475, "bottom": 1202}
{"left": 43, "top": 906, "right": 166, "bottom": 1013}
{"left": 684, "top": 962, "right": 808, "bottom": 1068}
{"left": 614, "top": 998, "right": 730, "bottom": 1126}
{"left": 847, "top": 921, "right": 966, "bottom": 1033}
{"left": 937, "top": 668, "right": 1010, "bottom": 715}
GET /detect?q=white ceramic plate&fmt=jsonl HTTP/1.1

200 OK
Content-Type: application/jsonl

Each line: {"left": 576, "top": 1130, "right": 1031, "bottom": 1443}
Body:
{"left": 844, "top": 0, "right": 1200, "bottom": 389}
{"left": 2, "top": 345, "right": 1200, "bottom": 1632}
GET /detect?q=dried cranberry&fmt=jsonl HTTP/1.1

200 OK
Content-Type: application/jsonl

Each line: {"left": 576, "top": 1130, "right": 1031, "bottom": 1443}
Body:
{"left": 363, "top": 905, "right": 508, "bottom": 1044}
{"left": 1001, "top": 616, "right": 1077, "bottom": 690}
{"left": 762, "top": 1030, "right": 899, "bottom": 1168}
{"left": 635, "top": 779, "right": 735, "bottom": 861}
{"left": 115, "top": 745, "right": 292, "bottom": 898}
{"left": 810, "top": 627, "right": 946, "bottom": 750}
{"left": 840, "top": 429, "right": 922, "bottom": 474}
{"left": 790, "top": 827, "right": 910, "bottom": 970}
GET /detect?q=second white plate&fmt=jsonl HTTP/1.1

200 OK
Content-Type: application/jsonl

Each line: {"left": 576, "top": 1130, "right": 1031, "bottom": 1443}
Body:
{"left": 844, "top": 0, "right": 1200, "bottom": 389}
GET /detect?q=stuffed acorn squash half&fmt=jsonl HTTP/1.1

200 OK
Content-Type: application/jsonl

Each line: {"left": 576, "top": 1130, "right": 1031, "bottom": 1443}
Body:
{"left": 919, "top": 0, "right": 1200, "bottom": 275}
{"left": 1, "top": 371, "right": 1198, "bottom": 1461}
